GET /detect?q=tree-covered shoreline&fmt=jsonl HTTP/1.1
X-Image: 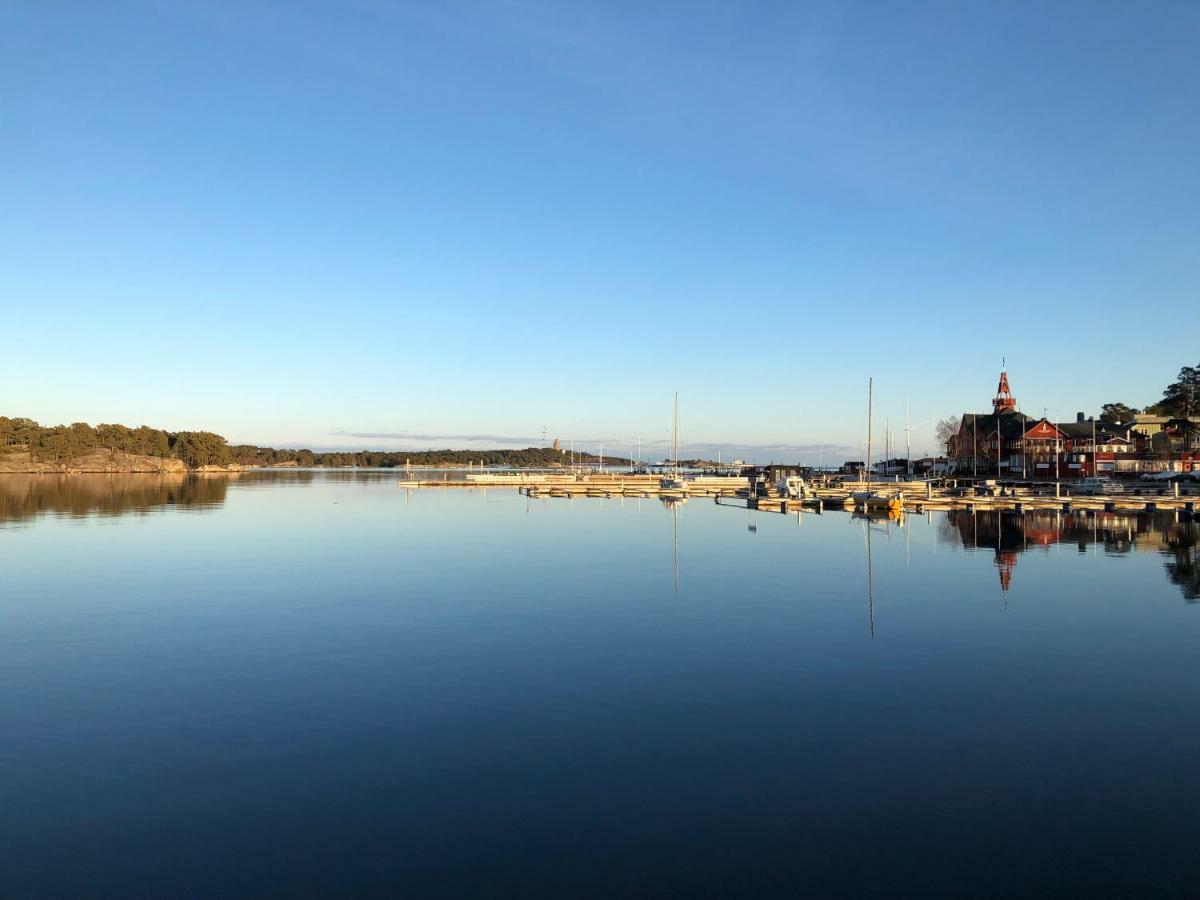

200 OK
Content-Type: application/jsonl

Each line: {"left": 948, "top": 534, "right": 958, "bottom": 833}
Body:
{"left": 0, "top": 417, "right": 625, "bottom": 469}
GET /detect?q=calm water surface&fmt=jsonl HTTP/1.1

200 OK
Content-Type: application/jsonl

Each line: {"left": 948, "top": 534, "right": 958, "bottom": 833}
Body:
{"left": 2, "top": 472, "right": 1199, "bottom": 897}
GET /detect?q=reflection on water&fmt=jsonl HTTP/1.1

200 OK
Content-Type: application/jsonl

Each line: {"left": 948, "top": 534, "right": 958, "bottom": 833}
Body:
{"left": 0, "top": 468, "right": 515, "bottom": 520}
{"left": 2, "top": 473, "right": 1196, "bottom": 603}
{"left": 0, "top": 469, "right": 418, "bottom": 524}
{"left": 4, "top": 471, "right": 1200, "bottom": 896}
{"left": 939, "top": 508, "right": 1199, "bottom": 600}
{"left": 0, "top": 473, "right": 232, "bottom": 525}
{"left": 660, "top": 495, "right": 686, "bottom": 594}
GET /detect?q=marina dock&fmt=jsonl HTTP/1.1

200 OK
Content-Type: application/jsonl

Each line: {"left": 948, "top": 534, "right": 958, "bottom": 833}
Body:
{"left": 396, "top": 472, "right": 1199, "bottom": 514}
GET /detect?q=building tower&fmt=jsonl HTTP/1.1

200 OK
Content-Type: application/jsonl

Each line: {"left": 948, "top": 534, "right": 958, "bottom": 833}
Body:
{"left": 993, "top": 371, "right": 1017, "bottom": 413}
{"left": 995, "top": 550, "right": 1017, "bottom": 593}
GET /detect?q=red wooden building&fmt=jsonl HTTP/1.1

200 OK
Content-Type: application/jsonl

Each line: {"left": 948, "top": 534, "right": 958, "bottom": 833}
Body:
{"left": 951, "top": 372, "right": 1138, "bottom": 477}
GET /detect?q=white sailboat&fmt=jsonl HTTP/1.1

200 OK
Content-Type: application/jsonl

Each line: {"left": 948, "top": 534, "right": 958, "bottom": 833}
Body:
{"left": 660, "top": 392, "right": 688, "bottom": 493}
{"left": 853, "top": 377, "right": 904, "bottom": 513}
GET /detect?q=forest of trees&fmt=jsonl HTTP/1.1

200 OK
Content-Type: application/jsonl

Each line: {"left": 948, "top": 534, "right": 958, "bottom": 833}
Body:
{"left": 0, "top": 416, "right": 623, "bottom": 469}
{"left": 227, "top": 444, "right": 624, "bottom": 468}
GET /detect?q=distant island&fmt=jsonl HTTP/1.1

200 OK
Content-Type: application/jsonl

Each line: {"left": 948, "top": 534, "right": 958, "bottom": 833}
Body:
{"left": 0, "top": 416, "right": 629, "bottom": 473}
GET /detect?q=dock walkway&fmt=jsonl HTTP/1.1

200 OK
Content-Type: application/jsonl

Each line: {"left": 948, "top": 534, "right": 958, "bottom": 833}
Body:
{"left": 397, "top": 472, "right": 1199, "bottom": 514}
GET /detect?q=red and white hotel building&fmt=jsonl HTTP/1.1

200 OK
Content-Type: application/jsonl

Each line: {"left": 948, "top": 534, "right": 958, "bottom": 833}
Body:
{"left": 950, "top": 373, "right": 1196, "bottom": 477}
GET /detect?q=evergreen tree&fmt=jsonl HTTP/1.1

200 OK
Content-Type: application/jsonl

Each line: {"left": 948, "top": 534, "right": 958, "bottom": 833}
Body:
{"left": 1154, "top": 365, "right": 1200, "bottom": 417}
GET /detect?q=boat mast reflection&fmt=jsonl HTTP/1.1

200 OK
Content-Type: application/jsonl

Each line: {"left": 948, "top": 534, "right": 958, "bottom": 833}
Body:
{"left": 661, "top": 495, "right": 686, "bottom": 594}
{"left": 853, "top": 509, "right": 903, "bottom": 636}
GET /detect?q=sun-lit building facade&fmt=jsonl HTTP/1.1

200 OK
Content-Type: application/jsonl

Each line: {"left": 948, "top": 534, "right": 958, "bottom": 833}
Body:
{"left": 947, "top": 372, "right": 1188, "bottom": 477}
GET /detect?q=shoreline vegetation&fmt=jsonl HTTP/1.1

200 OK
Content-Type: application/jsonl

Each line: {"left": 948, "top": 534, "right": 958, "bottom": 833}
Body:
{"left": 0, "top": 416, "right": 628, "bottom": 474}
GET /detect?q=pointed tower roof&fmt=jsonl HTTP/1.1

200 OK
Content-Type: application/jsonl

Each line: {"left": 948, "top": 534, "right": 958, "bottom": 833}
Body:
{"left": 993, "top": 371, "right": 1017, "bottom": 413}
{"left": 995, "top": 550, "right": 1017, "bottom": 592}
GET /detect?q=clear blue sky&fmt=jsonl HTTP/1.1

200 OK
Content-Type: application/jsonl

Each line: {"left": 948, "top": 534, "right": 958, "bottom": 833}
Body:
{"left": 3, "top": 1, "right": 1197, "bottom": 461}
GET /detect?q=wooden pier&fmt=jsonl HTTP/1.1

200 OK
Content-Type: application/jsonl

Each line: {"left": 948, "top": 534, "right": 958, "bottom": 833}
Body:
{"left": 397, "top": 472, "right": 1199, "bottom": 515}
{"left": 719, "top": 493, "right": 1197, "bottom": 517}
{"left": 517, "top": 475, "right": 747, "bottom": 498}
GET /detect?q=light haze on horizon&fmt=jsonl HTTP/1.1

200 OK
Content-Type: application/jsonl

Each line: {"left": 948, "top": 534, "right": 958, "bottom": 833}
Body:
{"left": 3, "top": 1, "right": 1197, "bottom": 461}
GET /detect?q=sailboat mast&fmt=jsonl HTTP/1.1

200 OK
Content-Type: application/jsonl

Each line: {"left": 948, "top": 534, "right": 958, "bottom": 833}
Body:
{"left": 905, "top": 398, "right": 911, "bottom": 477}
{"left": 673, "top": 391, "right": 680, "bottom": 477}
{"left": 866, "top": 377, "right": 873, "bottom": 485}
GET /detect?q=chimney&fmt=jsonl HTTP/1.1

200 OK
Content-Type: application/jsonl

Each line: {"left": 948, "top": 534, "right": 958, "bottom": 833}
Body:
{"left": 1077, "top": 412, "right": 1085, "bottom": 423}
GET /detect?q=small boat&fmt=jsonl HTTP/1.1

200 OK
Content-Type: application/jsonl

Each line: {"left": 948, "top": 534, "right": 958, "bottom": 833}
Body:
{"left": 660, "top": 392, "right": 690, "bottom": 493}
{"left": 779, "top": 476, "right": 814, "bottom": 499}
{"left": 852, "top": 378, "right": 904, "bottom": 513}
{"left": 1072, "top": 477, "right": 1124, "bottom": 495}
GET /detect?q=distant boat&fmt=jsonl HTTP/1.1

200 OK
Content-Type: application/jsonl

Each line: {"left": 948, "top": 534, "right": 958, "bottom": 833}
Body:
{"left": 852, "top": 489, "right": 904, "bottom": 512}
{"left": 660, "top": 392, "right": 688, "bottom": 492}
{"left": 854, "top": 377, "right": 903, "bottom": 512}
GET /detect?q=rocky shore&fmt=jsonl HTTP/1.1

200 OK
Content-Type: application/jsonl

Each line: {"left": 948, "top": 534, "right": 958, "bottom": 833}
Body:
{"left": 0, "top": 450, "right": 246, "bottom": 474}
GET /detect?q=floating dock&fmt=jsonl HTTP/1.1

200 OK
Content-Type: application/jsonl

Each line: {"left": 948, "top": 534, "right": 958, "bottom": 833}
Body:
{"left": 397, "top": 472, "right": 1199, "bottom": 514}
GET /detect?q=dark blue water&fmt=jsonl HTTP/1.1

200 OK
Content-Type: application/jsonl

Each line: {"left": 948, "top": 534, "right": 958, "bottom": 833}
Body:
{"left": 2, "top": 472, "right": 1198, "bottom": 897}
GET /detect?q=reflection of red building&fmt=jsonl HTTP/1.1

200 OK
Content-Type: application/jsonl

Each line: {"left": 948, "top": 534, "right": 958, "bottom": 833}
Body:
{"left": 940, "top": 509, "right": 1175, "bottom": 593}
{"left": 1023, "top": 519, "right": 1061, "bottom": 547}
{"left": 994, "top": 550, "right": 1018, "bottom": 592}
